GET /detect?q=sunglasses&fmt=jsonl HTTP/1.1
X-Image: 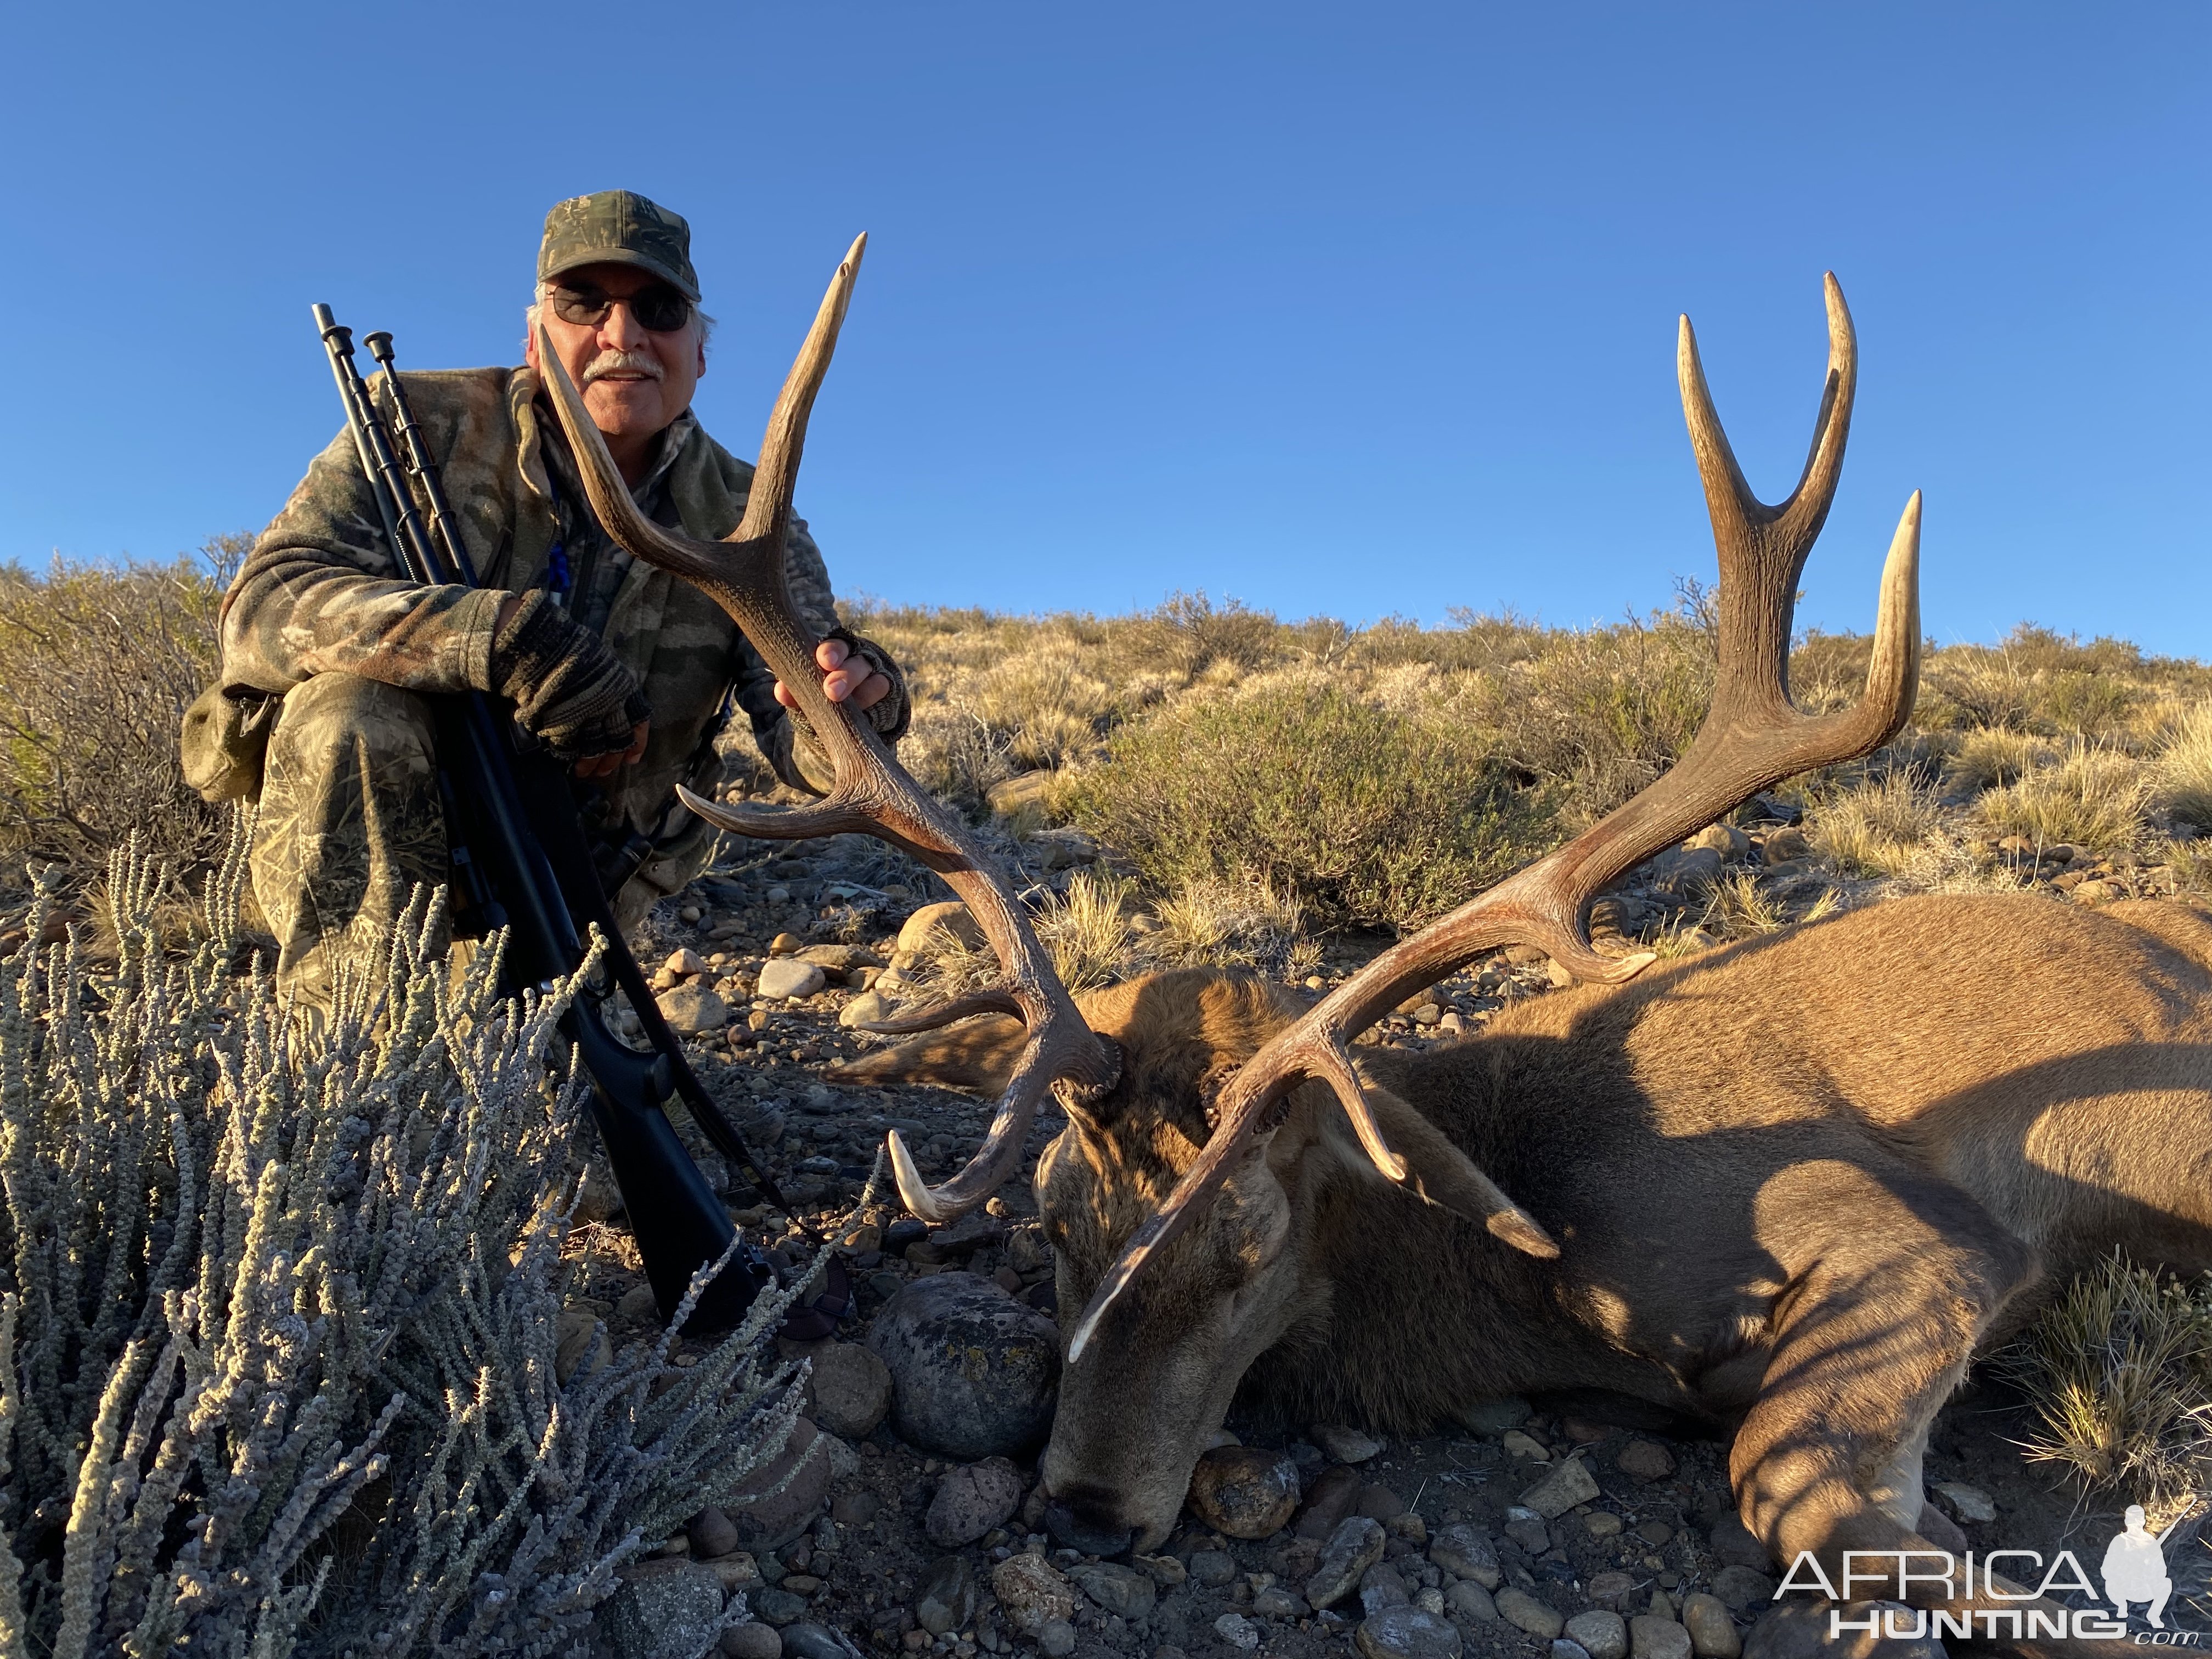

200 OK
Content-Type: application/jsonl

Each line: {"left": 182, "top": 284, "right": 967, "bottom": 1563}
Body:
{"left": 547, "top": 282, "right": 694, "bottom": 333}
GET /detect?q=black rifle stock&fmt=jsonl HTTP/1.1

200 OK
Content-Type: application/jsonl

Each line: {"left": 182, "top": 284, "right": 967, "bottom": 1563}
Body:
{"left": 311, "top": 304, "right": 779, "bottom": 1330}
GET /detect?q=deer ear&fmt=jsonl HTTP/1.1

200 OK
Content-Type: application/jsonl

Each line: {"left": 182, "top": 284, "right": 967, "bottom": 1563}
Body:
{"left": 1318, "top": 1080, "right": 1561, "bottom": 1259}
{"left": 828, "top": 1014, "right": 1029, "bottom": 1094}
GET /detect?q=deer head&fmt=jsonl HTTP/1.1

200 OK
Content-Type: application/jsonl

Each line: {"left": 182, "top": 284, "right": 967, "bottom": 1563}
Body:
{"left": 844, "top": 274, "right": 1923, "bottom": 1550}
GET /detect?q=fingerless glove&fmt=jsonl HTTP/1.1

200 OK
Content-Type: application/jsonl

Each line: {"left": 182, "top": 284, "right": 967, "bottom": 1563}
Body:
{"left": 488, "top": 590, "right": 652, "bottom": 759}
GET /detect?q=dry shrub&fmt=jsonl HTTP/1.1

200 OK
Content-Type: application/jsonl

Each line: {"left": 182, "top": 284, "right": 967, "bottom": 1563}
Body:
{"left": 1478, "top": 613, "right": 1715, "bottom": 825}
{"left": 1071, "top": 679, "right": 1551, "bottom": 930}
{"left": 1144, "top": 591, "right": 1287, "bottom": 676}
{"left": 1808, "top": 772, "right": 1946, "bottom": 876}
{"left": 0, "top": 552, "right": 238, "bottom": 892}
{"left": 969, "top": 648, "right": 1124, "bottom": 769}
{"left": 2005, "top": 1256, "right": 2212, "bottom": 1519}
{"left": 1975, "top": 742, "right": 2151, "bottom": 851}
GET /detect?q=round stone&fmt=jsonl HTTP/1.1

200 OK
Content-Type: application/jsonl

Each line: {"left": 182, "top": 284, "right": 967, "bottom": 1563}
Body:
{"left": 1566, "top": 1610, "right": 1629, "bottom": 1659}
{"left": 1356, "top": 1605, "right": 1464, "bottom": 1659}
{"left": 1616, "top": 1440, "right": 1676, "bottom": 1481}
{"left": 1680, "top": 1593, "right": 1741, "bottom": 1659}
{"left": 1427, "top": 1523, "right": 1499, "bottom": 1588}
{"left": 757, "top": 959, "right": 826, "bottom": 1001}
{"left": 780, "top": 1625, "right": 855, "bottom": 1659}
{"left": 896, "top": 901, "right": 985, "bottom": 957}
{"left": 914, "top": 1556, "right": 975, "bottom": 1637}
{"left": 656, "top": 981, "right": 730, "bottom": 1034}
{"left": 727, "top": 1418, "right": 831, "bottom": 1553}
{"left": 688, "top": 1505, "right": 740, "bottom": 1560}
{"left": 1214, "top": 1613, "right": 1263, "bottom": 1651}
{"left": 721, "top": 1623, "right": 782, "bottom": 1659}
{"left": 990, "top": 1554, "right": 1077, "bottom": 1635}
{"left": 1187, "top": 1445, "right": 1301, "bottom": 1539}
{"left": 924, "top": 1458, "right": 1023, "bottom": 1548}
{"left": 806, "top": 1342, "right": 891, "bottom": 1440}
{"left": 600, "top": 1560, "right": 726, "bottom": 1659}
{"left": 868, "top": 1274, "right": 1060, "bottom": 1458}
{"left": 1496, "top": 1590, "right": 1565, "bottom": 1639}
{"left": 1039, "top": 1622, "right": 1077, "bottom": 1658}
{"left": 1629, "top": 1616, "right": 1693, "bottom": 1659}
{"left": 1443, "top": 1582, "right": 1497, "bottom": 1626}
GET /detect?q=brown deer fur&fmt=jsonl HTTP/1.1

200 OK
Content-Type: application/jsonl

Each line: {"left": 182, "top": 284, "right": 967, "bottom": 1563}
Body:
{"left": 838, "top": 891, "right": 2212, "bottom": 1649}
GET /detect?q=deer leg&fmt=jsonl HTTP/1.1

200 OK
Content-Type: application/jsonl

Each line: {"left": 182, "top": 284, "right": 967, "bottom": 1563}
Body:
{"left": 1729, "top": 1160, "right": 2109, "bottom": 1657}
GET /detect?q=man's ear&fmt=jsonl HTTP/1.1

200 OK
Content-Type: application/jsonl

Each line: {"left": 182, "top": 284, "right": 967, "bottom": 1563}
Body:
{"left": 1317, "top": 1079, "right": 1560, "bottom": 1259}
{"left": 523, "top": 312, "right": 540, "bottom": 371}
{"left": 827, "top": 1014, "right": 1028, "bottom": 1094}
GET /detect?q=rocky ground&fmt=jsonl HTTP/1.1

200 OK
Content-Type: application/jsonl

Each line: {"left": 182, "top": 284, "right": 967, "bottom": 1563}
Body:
{"left": 561, "top": 808, "right": 2210, "bottom": 1659}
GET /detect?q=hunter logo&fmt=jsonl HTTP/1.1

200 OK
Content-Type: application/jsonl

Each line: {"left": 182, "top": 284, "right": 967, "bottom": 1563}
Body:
{"left": 1775, "top": 1505, "right": 2200, "bottom": 1645}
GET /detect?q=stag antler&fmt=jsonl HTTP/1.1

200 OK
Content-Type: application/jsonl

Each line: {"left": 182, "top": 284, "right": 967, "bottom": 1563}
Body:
{"left": 1068, "top": 273, "right": 1922, "bottom": 1360}
{"left": 535, "top": 235, "right": 1120, "bottom": 1222}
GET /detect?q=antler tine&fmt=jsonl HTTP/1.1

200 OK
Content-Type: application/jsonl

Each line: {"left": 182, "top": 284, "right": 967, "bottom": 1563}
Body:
{"left": 537, "top": 239, "right": 1121, "bottom": 1223}
{"left": 1068, "top": 275, "right": 1922, "bottom": 1363}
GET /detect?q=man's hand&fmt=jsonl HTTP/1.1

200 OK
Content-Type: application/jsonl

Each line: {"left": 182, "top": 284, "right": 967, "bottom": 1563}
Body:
{"left": 489, "top": 590, "right": 653, "bottom": 777}
{"left": 775, "top": 636, "right": 892, "bottom": 714}
{"left": 573, "top": 718, "right": 650, "bottom": 780}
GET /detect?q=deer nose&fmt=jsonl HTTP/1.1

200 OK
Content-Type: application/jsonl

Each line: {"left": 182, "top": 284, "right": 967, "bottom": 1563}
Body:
{"left": 1044, "top": 1498, "right": 1133, "bottom": 1559}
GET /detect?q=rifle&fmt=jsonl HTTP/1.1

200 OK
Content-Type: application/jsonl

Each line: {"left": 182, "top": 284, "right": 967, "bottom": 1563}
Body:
{"left": 310, "top": 304, "right": 779, "bottom": 1331}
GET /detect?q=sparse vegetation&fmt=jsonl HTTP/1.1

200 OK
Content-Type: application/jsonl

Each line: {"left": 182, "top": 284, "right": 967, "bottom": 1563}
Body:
{"left": 1974, "top": 741, "right": 2152, "bottom": 852}
{"left": 2006, "top": 1256, "right": 2212, "bottom": 1521}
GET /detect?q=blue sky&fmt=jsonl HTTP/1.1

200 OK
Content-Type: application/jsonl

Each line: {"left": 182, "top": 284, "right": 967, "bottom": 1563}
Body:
{"left": 3, "top": 3, "right": 2205, "bottom": 653}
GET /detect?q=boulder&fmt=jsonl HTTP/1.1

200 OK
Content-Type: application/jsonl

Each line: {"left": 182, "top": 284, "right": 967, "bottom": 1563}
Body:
{"left": 868, "top": 1275, "right": 1059, "bottom": 1458}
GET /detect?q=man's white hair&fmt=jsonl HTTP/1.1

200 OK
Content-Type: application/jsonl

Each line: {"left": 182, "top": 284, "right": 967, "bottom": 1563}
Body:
{"left": 524, "top": 281, "right": 715, "bottom": 357}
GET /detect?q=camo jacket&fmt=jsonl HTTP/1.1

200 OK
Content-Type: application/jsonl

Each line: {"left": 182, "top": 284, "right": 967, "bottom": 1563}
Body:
{"left": 218, "top": 365, "right": 904, "bottom": 873}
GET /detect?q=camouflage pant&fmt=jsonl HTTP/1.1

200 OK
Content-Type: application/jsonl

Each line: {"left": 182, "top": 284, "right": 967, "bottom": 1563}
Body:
{"left": 252, "top": 673, "right": 712, "bottom": 1007}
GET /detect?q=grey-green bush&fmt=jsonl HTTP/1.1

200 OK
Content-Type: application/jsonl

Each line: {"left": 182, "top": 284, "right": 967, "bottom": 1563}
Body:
{"left": 0, "top": 825, "right": 811, "bottom": 1658}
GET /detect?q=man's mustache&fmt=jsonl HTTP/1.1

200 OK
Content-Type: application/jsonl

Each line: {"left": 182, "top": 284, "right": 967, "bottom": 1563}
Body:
{"left": 581, "top": 349, "right": 665, "bottom": 387}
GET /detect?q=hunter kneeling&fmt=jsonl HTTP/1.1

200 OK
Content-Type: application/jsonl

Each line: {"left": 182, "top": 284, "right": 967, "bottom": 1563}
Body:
{"left": 190, "top": 190, "right": 909, "bottom": 1005}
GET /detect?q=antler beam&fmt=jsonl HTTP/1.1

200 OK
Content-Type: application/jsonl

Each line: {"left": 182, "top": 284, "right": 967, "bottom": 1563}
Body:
{"left": 535, "top": 235, "right": 1120, "bottom": 1221}
{"left": 1068, "top": 273, "right": 1923, "bottom": 1360}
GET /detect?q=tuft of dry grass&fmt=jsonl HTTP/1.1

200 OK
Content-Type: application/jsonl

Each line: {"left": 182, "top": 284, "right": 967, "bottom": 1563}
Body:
{"left": 2005, "top": 1256, "right": 2212, "bottom": 1518}
{"left": 1947, "top": 726, "right": 2056, "bottom": 791}
{"left": 1808, "top": 773, "right": 1948, "bottom": 877}
{"left": 1974, "top": 742, "right": 2151, "bottom": 851}
{"left": 2155, "top": 703, "right": 2212, "bottom": 832}
{"left": 1035, "top": 868, "right": 1138, "bottom": 991}
{"left": 1147, "top": 874, "right": 1310, "bottom": 974}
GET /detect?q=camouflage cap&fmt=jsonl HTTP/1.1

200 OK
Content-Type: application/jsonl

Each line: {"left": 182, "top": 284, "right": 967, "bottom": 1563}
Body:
{"left": 538, "top": 190, "right": 701, "bottom": 302}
